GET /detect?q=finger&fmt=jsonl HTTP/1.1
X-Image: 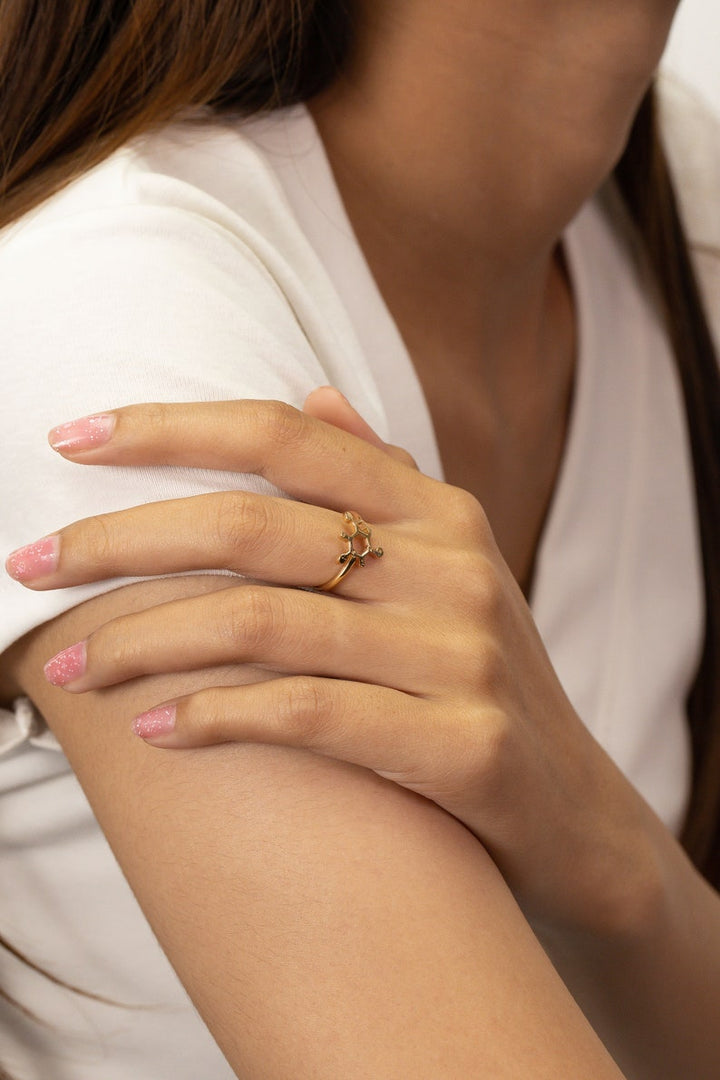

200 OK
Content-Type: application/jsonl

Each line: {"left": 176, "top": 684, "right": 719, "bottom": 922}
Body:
{"left": 5, "top": 492, "right": 410, "bottom": 597}
{"left": 132, "top": 679, "right": 487, "bottom": 821}
{"left": 303, "top": 387, "right": 387, "bottom": 449}
{"left": 302, "top": 387, "right": 419, "bottom": 470}
{"left": 47, "top": 399, "right": 433, "bottom": 520}
{"left": 42, "top": 585, "right": 449, "bottom": 696}
{"left": 131, "top": 677, "right": 448, "bottom": 796}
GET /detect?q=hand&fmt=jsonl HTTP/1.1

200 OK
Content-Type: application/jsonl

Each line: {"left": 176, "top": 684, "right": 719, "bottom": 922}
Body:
{"left": 6, "top": 390, "right": 662, "bottom": 936}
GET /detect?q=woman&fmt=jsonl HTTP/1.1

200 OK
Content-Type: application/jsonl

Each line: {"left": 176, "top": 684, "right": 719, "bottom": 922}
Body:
{"left": 1, "top": 1, "right": 719, "bottom": 1077}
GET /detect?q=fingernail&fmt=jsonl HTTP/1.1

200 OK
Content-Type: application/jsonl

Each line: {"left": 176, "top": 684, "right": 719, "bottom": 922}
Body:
{"left": 6, "top": 536, "right": 60, "bottom": 582}
{"left": 48, "top": 414, "right": 115, "bottom": 453}
{"left": 133, "top": 705, "right": 177, "bottom": 739}
{"left": 44, "top": 642, "right": 87, "bottom": 687}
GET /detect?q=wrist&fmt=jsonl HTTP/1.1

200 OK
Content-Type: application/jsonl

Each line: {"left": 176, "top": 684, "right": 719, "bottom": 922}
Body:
{"left": 533, "top": 799, "right": 679, "bottom": 951}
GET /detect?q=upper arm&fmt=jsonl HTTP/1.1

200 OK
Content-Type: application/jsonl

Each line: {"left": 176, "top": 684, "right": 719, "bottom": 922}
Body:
{"left": 2, "top": 575, "right": 624, "bottom": 1078}
{"left": 0, "top": 178, "right": 622, "bottom": 1077}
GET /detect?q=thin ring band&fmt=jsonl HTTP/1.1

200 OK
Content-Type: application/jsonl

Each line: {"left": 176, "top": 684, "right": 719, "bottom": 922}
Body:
{"left": 317, "top": 510, "right": 383, "bottom": 592}
{"left": 317, "top": 554, "right": 361, "bottom": 592}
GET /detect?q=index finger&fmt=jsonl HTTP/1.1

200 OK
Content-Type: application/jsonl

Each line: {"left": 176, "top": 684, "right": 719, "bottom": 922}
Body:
{"left": 48, "top": 400, "right": 437, "bottom": 523}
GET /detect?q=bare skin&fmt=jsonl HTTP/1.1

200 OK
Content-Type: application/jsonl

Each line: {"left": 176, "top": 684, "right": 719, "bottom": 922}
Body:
{"left": 7, "top": 390, "right": 720, "bottom": 1079}
{"left": 7, "top": 2, "right": 719, "bottom": 1079}
{"left": 310, "top": 0, "right": 677, "bottom": 588}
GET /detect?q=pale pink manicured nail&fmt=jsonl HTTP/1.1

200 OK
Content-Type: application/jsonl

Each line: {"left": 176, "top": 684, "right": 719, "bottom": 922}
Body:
{"left": 44, "top": 642, "right": 87, "bottom": 687}
{"left": 5, "top": 536, "right": 60, "bottom": 582}
{"left": 48, "top": 414, "right": 115, "bottom": 453}
{"left": 133, "top": 705, "right": 177, "bottom": 740}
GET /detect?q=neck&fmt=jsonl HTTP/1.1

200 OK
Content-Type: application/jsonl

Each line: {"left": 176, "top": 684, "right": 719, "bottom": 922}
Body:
{"left": 310, "top": 0, "right": 677, "bottom": 375}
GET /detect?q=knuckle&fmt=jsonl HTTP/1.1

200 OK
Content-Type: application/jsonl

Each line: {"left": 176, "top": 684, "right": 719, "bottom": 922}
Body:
{"left": 278, "top": 676, "right": 329, "bottom": 740}
{"left": 216, "top": 590, "right": 250, "bottom": 649}
{"left": 92, "top": 621, "right": 141, "bottom": 672}
{"left": 256, "top": 399, "right": 307, "bottom": 452}
{"left": 479, "top": 709, "right": 513, "bottom": 772}
{"left": 130, "top": 400, "right": 171, "bottom": 432}
{"left": 447, "top": 547, "right": 486, "bottom": 583}
{"left": 211, "top": 491, "right": 270, "bottom": 561}
{"left": 467, "top": 561, "right": 505, "bottom": 621}
{"left": 69, "top": 512, "right": 117, "bottom": 568}
{"left": 465, "top": 705, "right": 513, "bottom": 792}
{"left": 210, "top": 490, "right": 244, "bottom": 552}
{"left": 469, "top": 637, "right": 509, "bottom": 694}
{"left": 229, "top": 586, "right": 282, "bottom": 655}
{"left": 423, "top": 704, "right": 494, "bottom": 796}
{"left": 444, "top": 485, "right": 492, "bottom": 541}
{"left": 115, "top": 401, "right": 176, "bottom": 448}
{"left": 389, "top": 444, "right": 419, "bottom": 470}
{"left": 446, "top": 548, "right": 503, "bottom": 616}
{"left": 184, "top": 688, "right": 227, "bottom": 743}
{"left": 441, "top": 626, "right": 494, "bottom": 692}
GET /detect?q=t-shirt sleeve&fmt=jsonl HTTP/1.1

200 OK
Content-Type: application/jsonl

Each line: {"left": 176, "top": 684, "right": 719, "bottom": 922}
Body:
{"left": 0, "top": 193, "right": 331, "bottom": 731}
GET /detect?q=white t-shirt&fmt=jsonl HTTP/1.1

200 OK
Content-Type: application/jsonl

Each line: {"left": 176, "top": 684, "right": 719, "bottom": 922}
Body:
{"left": 0, "top": 76, "right": 716, "bottom": 1077}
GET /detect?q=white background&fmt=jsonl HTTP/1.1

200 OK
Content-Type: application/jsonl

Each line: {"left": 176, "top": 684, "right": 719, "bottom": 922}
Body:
{"left": 663, "top": 0, "right": 720, "bottom": 115}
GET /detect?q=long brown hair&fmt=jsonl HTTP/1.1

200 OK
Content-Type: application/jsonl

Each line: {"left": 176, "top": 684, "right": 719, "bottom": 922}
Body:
{"left": 614, "top": 94, "right": 720, "bottom": 881}
{"left": 1, "top": 0, "right": 719, "bottom": 1027}
{"left": 0, "top": 0, "right": 355, "bottom": 228}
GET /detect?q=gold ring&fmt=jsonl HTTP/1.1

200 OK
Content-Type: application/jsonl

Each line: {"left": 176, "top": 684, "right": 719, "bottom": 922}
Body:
{"left": 317, "top": 510, "right": 383, "bottom": 592}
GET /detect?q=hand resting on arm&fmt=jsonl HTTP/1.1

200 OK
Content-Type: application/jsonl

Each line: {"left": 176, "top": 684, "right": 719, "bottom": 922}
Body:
{"left": 7, "top": 391, "right": 720, "bottom": 1080}
{"left": 1, "top": 400, "right": 628, "bottom": 1077}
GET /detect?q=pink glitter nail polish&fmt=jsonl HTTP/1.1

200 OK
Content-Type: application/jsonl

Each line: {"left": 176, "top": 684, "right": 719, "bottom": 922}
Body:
{"left": 48, "top": 414, "right": 115, "bottom": 453}
{"left": 44, "top": 642, "right": 87, "bottom": 687}
{"left": 5, "top": 535, "right": 60, "bottom": 582}
{"left": 133, "top": 705, "right": 177, "bottom": 739}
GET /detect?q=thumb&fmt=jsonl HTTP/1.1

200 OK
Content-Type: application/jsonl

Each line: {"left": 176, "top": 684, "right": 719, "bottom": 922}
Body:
{"left": 303, "top": 387, "right": 418, "bottom": 469}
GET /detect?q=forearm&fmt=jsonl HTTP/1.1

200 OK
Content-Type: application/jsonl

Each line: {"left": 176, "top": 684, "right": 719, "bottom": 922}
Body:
{"left": 535, "top": 818, "right": 720, "bottom": 1080}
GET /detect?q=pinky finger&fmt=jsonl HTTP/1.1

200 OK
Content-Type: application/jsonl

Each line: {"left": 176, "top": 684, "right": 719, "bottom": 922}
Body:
{"left": 132, "top": 677, "right": 435, "bottom": 786}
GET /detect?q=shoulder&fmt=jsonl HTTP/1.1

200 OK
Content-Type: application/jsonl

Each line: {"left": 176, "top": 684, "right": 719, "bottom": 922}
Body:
{"left": 0, "top": 105, "right": 379, "bottom": 407}
{"left": 0, "top": 107, "right": 379, "bottom": 418}
{"left": 0, "top": 107, "right": 359, "bottom": 357}
{"left": 1, "top": 109, "right": 299, "bottom": 250}
{"left": 0, "top": 124, "right": 329, "bottom": 429}
{"left": 0, "top": 113, "right": 313, "bottom": 320}
{"left": 0, "top": 111, "right": 387, "bottom": 672}
{"left": 0, "top": 117, "right": 289, "bottom": 328}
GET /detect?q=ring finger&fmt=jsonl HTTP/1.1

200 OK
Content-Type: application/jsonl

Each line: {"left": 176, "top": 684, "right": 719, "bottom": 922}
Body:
{"left": 6, "top": 491, "right": 412, "bottom": 599}
{"left": 42, "top": 584, "right": 452, "bottom": 696}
